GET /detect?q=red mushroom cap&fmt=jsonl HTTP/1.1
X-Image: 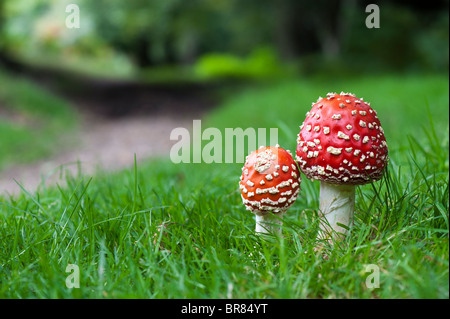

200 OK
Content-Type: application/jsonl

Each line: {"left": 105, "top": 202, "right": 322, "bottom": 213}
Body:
{"left": 296, "top": 92, "right": 388, "bottom": 185}
{"left": 240, "top": 146, "right": 301, "bottom": 215}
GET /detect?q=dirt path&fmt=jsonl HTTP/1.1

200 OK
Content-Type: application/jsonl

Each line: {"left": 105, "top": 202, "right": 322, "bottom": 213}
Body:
{"left": 0, "top": 114, "right": 196, "bottom": 196}
{"left": 0, "top": 68, "right": 217, "bottom": 196}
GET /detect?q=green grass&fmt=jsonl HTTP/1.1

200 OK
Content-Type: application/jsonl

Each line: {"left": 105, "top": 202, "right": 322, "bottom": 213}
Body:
{"left": 0, "top": 69, "right": 78, "bottom": 169}
{"left": 0, "top": 73, "right": 448, "bottom": 298}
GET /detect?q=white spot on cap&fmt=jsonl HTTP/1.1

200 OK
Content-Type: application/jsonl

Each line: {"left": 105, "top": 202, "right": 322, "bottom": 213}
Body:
{"left": 327, "top": 146, "right": 342, "bottom": 155}
{"left": 332, "top": 114, "right": 342, "bottom": 120}
{"left": 359, "top": 120, "right": 367, "bottom": 128}
{"left": 265, "top": 174, "right": 273, "bottom": 181}
{"left": 323, "top": 127, "right": 330, "bottom": 134}
{"left": 314, "top": 126, "right": 320, "bottom": 132}
{"left": 269, "top": 188, "right": 279, "bottom": 194}
{"left": 353, "top": 134, "right": 360, "bottom": 141}
{"left": 280, "top": 190, "right": 292, "bottom": 196}
{"left": 246, "top": 180, "right": 254, "bottom": 187}
{"left": 282, "top": 165, "right": 289, "bottom": 172}
{"left": 306, "top": 125, "right": 312, "bottom": 131}
{"left": 359, "top": 111, "right": 367, "bottom": 116}
{"left": 362, "top": 136, "right": 370, "bottom": 144}
{"left": 337, "top": 131, "right": 350, "bottom": 140}
{"left": 346, "top": 124, "right": 352, "bottom": 130}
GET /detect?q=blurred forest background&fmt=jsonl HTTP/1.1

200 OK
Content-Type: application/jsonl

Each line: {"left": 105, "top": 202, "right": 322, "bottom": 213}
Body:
{"left": 0, "top": 0, "right": 448, "bottom": 191}
{"left": 0, "top": 0, "right": 448, "bottom": 79}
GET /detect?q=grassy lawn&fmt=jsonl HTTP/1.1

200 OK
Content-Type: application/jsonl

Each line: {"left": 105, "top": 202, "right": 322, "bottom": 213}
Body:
{"left": 0, "top": 69, "right": 78, "bottom": 170}
{"left": 0, "top": 73, "right": 448, "bottom": 299}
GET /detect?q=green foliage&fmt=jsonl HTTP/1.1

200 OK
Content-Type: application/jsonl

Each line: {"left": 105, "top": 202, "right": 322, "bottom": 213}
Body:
{"left": 339, "top": 3, "right": 449, "bottom": 73}
{"left": 0, "top": 69, "right": 78, "bottom": 169}
{"left": 194, "top": 47, "right": 293, "bottom": 80}
{"left": 1, "top": 0, "right": 447, "bottom": 74}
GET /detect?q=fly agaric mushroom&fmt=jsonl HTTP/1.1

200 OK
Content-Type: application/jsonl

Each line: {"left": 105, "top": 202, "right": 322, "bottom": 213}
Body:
{"left": 240, "top": 145, "right": 301, "bottom": 234}
{"left": 296, "top": 92, "right": 388, "bottom": 243}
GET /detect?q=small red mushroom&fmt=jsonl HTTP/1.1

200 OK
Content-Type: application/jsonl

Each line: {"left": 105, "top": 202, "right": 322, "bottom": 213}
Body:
{"left": 240, "top": 145, "right": 301, "bottom": 234}
{"left": 296, "top": 92, "right": 389, "bottom": 243}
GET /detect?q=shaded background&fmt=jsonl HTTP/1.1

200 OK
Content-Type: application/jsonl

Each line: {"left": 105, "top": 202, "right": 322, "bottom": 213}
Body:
{"left": 0, "top": 0, "right": 448, "bottom": 193}
{"left": 1, "top": 0, "right": 448, "bottom": 76}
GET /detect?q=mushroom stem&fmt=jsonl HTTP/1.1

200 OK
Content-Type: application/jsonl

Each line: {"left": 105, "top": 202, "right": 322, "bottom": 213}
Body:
{"left": 317, "top": 182, "right": 355, "bottom": 243}
{"left": 255, "top": 213, "right": 284, "bottom": 235}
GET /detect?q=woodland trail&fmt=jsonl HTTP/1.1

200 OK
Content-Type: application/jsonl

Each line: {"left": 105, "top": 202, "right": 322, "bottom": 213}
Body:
{"left": 0, "top": 67, "right": 217, "bottom": 195}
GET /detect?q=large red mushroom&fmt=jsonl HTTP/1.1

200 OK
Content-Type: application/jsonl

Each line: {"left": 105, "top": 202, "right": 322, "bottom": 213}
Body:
{"left": 296, "top": 92, "right": 388, "bottom": 243}
{"left": 240, "top": 145, "right": 301, "bottom": 234}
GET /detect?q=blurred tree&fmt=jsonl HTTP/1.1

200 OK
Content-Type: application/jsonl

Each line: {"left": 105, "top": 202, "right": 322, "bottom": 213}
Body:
{"left": 86, "top": 0, "right": 181, "bottom": 67}
{"left": 0, "top": 0, "right": 447, "bottom": 74}
{"left": 0, "top": 0, "right": 8, "bottom": 65}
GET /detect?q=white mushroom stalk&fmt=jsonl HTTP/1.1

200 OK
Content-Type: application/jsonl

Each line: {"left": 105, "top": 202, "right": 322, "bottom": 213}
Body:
{"left": 317, "top": 182, "right": 355, "bottom": 243}
{"left": 255, "top": 212, "right": 285, "bottom": 235}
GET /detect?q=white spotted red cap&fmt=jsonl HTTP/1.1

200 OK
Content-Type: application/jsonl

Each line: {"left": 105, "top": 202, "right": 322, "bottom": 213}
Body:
{"left": 296, "top": 92, "right": 388, "bottom": 185}
{"left": 239, "top": 145, "right": 301, "bottom": 234}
